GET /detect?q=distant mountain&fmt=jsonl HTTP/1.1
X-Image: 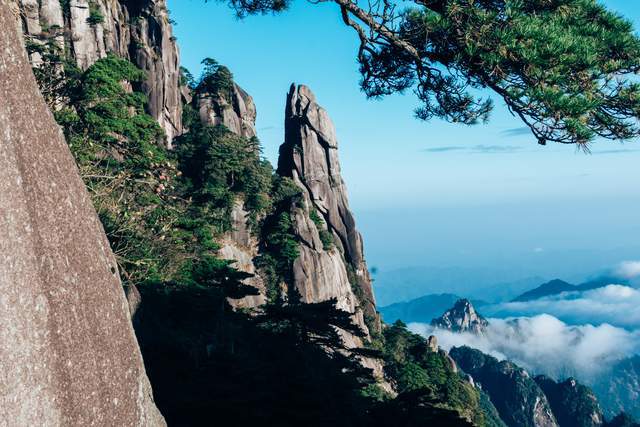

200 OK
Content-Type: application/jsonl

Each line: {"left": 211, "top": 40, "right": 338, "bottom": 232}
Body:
{"left": 574, "top": 277, "right": 628, "bottom": 292}
{"left": 379, "top": 293, "right": 488, "bottom": 324}
{"left": 474, "top": 277, "right": 550, "bottom": 303}
{"left": 512, "top": 279, "right": 575, "bottom": 302}
{"left": 535, "top": 376, "right": 604, "bottom": 427}
{"left": 512, "top": 276, "right": 629, "bottom": 302}
{"left": 431, "top": 299, "right": 489, "bottom": 335}
{"left": 373, "top": 266, "right": 545, "bottom": 305}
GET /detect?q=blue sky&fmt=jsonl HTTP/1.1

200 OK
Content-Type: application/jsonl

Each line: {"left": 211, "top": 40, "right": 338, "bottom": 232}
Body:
{"left": 170, "top": 1, "right": 640, "bottom": 279}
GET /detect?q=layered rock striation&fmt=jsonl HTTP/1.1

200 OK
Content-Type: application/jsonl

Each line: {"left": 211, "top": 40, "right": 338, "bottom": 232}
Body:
{"left": 0, "top": 4, "right": 164, "bottom": 424}
{"left": 18, "top": 0, "right": 182, "bottom": 144}
{"left": 278, "top": 84, "right": 380, "bottom": 338}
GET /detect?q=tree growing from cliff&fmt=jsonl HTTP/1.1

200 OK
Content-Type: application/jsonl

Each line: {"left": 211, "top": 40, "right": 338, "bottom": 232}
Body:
{"left": 197, "top": 57, "right": 235, "bottom": 99}
{"left": 217, "top": 0, "right": 640, "bottom": 147}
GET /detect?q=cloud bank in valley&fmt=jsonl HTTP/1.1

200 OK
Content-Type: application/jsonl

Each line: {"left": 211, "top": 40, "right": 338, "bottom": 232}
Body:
{"left": 410, "top": 314, "right": 640, "bottom": 383}
{"left": 616, "top": 260, "right": 640, "bottom": 279}
{"left": 484, "top": 284, "right": 640, "bottom": 329}
{"left": 408, "top": 264, "right": 640, "bottom": 391}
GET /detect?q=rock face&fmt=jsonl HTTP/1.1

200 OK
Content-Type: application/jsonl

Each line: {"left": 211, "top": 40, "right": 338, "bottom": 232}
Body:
{"left": 278, "top": 84, "right": 379, "bottom": 337}
{"left": 17, "top": 0, "right": 182, "bottom": 144}
{"left": 197, "top": 83, "right": 257, "bottom": 138}
{"left": 450, "top": 346, "right": 558, "bottom": 427}
{"left": 593, "top": 356, "right": 640, "bottom": 420}
{"left": 431, "top": 299, "right": 489, "bottom": 334}
{"left": 535, "top": 376, "right": 604, "bottom": 427}
{"left": 0, "top": 5, "right": 164, "bottom": 424}
{"left": 219, "top": 200, "right": 267, "bottom": 309}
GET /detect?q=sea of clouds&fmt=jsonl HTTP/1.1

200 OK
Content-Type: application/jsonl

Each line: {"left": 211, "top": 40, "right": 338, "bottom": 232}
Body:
{"left": 483, "top": 284, "right": 640, "bottom": 329}
{"left": 409, "top": 262, "right": 640, "bottom": 383}
{"left": 410, "top": 314, "right": 640, "bottom": 382}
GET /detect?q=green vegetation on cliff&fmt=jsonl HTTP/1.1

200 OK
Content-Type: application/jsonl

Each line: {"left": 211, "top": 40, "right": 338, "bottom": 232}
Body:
{"left": 36, "top": 54, "right": 384, "bottom": 425}
{"left": 381, "top": 321, "right": 501, "bottom": 426}
{"left": 47, "top": 54, "right": 274, "bottom": 290}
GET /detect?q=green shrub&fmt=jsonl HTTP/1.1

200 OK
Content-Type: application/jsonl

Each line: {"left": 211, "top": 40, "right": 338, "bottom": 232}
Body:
{"left": 254, "top": 176, "right": 302, "bottom": 302}
{"left": 175, "top": 124, "right": 273, "bottom": 232}
{"left": 197, "top": 58, "right": 234, "bottom": 99}
{"left": 381, "top": 321, "right": 486, "bottom": 425}
{"left": 87, "top": 2, "right": 105, "bottom": 25}
{"left": 309, "top": 208, "right": 334, "bottom": 250}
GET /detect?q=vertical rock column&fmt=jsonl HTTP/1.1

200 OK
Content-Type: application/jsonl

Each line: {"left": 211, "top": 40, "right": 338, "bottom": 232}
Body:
{"left": 278, "top": 84, "right": 380, "bottom": 339}
{"left": 0, "top": 3, "right": 165, "bottom": 425}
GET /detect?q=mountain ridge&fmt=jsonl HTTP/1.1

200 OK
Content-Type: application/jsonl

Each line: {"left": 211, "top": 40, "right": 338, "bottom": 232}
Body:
{"left": 512, "top": 276, "right": 629, "bottom": 302}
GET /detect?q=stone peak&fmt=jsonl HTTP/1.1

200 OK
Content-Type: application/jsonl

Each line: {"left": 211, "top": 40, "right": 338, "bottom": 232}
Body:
{"left": 288, "top": 83, "right": 317, "bottom": 103}
{"left": 285, "top": 83, "right": 337, "bottom": 149}
{"left": 431, "top": 298, "right": 488, "bottom": 334}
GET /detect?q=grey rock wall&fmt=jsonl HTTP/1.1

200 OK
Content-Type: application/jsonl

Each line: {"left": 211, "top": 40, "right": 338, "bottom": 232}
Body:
{"left": 0, "top": 3, "right": 164, "bottom": 424}
{"left": 278, "top": 84, "right": 379, "bottom": 335}
{"left": 197, "top": 83, "right": 258, "bottom": 139}
{"left": 18, "top": 0, "right": 182, "bottom": 145}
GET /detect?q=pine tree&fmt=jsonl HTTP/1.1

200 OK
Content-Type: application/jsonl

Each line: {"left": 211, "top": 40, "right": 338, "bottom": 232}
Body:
{"left": 219, "top": 0, "right": 640, "bottom": 146}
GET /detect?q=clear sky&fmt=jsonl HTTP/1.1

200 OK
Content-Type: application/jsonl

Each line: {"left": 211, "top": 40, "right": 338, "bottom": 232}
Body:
{"left": 170, "top": 0, "right": 640, "bottom": 279}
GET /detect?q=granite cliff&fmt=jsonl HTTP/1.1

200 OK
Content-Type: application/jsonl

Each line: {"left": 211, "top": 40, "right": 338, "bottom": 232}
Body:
{"left": 278, "top": 84, "right": 380, "bottom": 337}
{"left": 0, "top": 2, "right": 163, "bottom": 424}
{"left": 18, "top": 0, "right": 182, "bottom": 144}
{"left": 450, "top": 346, "right": 559, "bottom": 427}
{"left": 196, "top": 81, "right": 257, "bottom": 139}
{"left": 190, "top": 81, "right": 381, "bottom": 340}
{"left": 535, "top": 376, "right": 604, "bottom": 427}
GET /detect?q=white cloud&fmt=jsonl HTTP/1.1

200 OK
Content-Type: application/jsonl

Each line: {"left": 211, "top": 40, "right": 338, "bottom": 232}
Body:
{"left": 409, "top": 280, "right": 640, "bottom": 389}
{"left": 485, "top": 285, "right": 640, "bottom": 329}
{"left": 410, "top": 315, "right": 640, "bottom": 383}
{"left": 616, "top": 261, "right": 640, "bottom": 279}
